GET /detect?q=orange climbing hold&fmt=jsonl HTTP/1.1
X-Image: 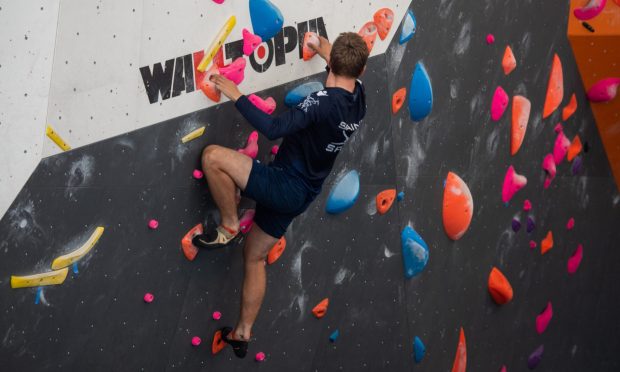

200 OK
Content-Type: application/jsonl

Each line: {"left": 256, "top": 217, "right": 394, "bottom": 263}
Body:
{"left": 443, "top": 172, "right": 474, "bottom": 240}
{"left": 451, "top": 327, "right": 467, "bottom": 372}
{"left": 541, "top": 231, "right": 554, "bottom": 255}
{"left": 543, "top": 53, "right": 564, "bottom": 119}
{"left": 562, "top": 93, "right": 578, "bottom": 121}
{"left": 511, "top": 95, "right": 531, "bottom": 155}
{"left": 502, "top": 46, "right": 516, "bottom": 75}
{"left": 567, "top": 135, "right": 583, "bottom": 161}
{"left": 312, "top": 298, "right": 329, "bottom": 318}
{"left": 392, "top": 87, "right": 406, "bottom": 114}
{"left": 376, "top": 189, "right": 397, "bottom": 215}
{"left": 267, "top": 237, "right": 286, "bottom": 264}
{"left": 211, "top": 329, "right": 226, "bottom": 354}
{"left": 358, "top": 22, "right": 378, "bottom": 53}
{"left": 302, "top": 32, "right": 319, "bottom": 61}
{"left": 181, "top": 224, "right": 203, "bottom": 261}
{"left": 373, "top": 8, "right": 394, "bottom": 41}
{"left": 488, "top": 267, "right": 514, "bottom": 305}
{"left": 198, "top": 64, "right": 222, "bottom": 103}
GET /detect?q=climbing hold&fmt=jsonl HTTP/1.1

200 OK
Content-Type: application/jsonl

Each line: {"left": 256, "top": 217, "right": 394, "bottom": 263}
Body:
{"left": 541, "top": 231, "right": 553, "bottom": 255}
{"left": 312, "top": 298, "right": 329, "bottom": 318}
{"left": 409, "top": 62, "right": 433, "bottom": 121}
{"left": 413, "top": 336, "right": 426, "bottom": 363}
{"left": 239, "top": 209, "right": 256, "bottom": 234}
{"left": 527, "top": 345, "right": 544, "bottom": 369}
{"left": 374, "top": 8, "right": 394, "bottom": 40}
{"left": 572, "top": 156, "right": 583, "bottom": 175}
{"left": 242, "top": 28, "right": 262, "bottom": 56}
{"left": 502, "top": 46, "right": 516, "bottom": 75}
{"left": 211, "top": 329, "right": 226, "bottom": 354}
{"left": 51, "top": 226, "right": 105, "bottom": 269}
{"left": 574, "top": 0, "right": 607, "bottom": 20}
{"left": 512, "top": 218, "right": 521, "bottom": 232}
{"left": 45, "top": 124, "right": 71, "bottom": 151}
{"left": 442, "top": 172, "right": 474, "bottom": 240}
{"left": 554, "top": 123, "right": 563, "bottom": 134}
{"left": 511, "top": 95, "right": 531, "bottom": 156}
{"left": 197, "top": 16, "right": 237, "bottom": 72}
{"left": 220, "top": 57, "right": 246, "bottom": 85}
{"left": 302, "top": 32, "right": 319, "bottom": 61}
{"left": 553, "top": 130, "right": 570, "bottom": 165}
{"left": 567, "top": 136, "right": 583, "bottom": 162}
{"left": 376, "top": 189, "right": 397, "bottom": 215}
{"left": 11, "top": 268, "right": 69, "bottom": 289}
{"left": 181, "top": 223, "right": 204, "bottom": 261}
{"left": 143, "top": 293, "right": 154, "bottom": 303}
{"left": 586, "top": 77, "right": 620, "bottom": 103}
{"left": 488, "top": 267, "right": 514, "bottom": 305}
{"left": 255, "top": 352, "right": 266, "bottom": 362}
{"left": 148, "top": 219, "right": 159, "bottom": 230}
{"left": 543, "top": 54, "right": 563, "bottom": 119}
{"left": 399, "top": 9, "right": 417, "bottom": 44}
{"left": 267, "top": 237, "right": 286, "bottom": 265}
{"left": 193, "top": 169, "right": 204, "bottom": 179}
{"left": 198, "top": 64, "right": 221, "bottom": 102}
{"left": 490, "top": 86, "right": 509, "bottom": 121}
{"left": 397, "top": 191, "right": 405, "bottom": 201}
{"left": 284, "top": 81, "right": 324, "bottom": 107}
{"left": 499, "top": 366, "right": 507, "bottom": 372}
{"left": 358, "top": 22, "right": 378, "bottom": 52}
{"left": 392, "top": 87, "right": 407, "bottom": 114}
{"left": 248, "top": 94, "right": 276, "bottom": 114}
{"left": 329, "top": 330, "right": 340, "bottom": 342}
{"left": 542, "top": 154, "right": 556, "bottom": 189}
{"left": 401, "top": 226, "right": 429, "bottom": 278}
{"left": 529, "top": 240, "right": 537, "bottom": 249}
{"left": 562, "top": 93, "right": 577, "bottom": 121}
{"left": 212, "top": 0, "right": 225, "bottom": 3}
{"left": 238, "top": 131, "right": 259, "bottom": 159}
{"left": 502, "top": 166, "right": 527, "bottom": 204}
{"left": 212, "top": 311, "right": 222, "bottom": 320}
{"left": 249, "top": 0, "right": 284, "bottom": 41}
{"left": 191, "top": 336, "right": 202, "bottom": 346}
{"left": 567, "top": 217, "right": 575, "bottom": 230}
{"left": 181, "top": 126, "right": 206, "bottom": 143}
{"left": 325, "top": 170, "right": 360, "bottom": 214}
{"left": 536, "top": 302, "right": 553, "bottom": 335}
{"left": 486, "top": 34, "right": 495, "bottom": 45}
{"left": 527, "top": 217, "right": 535, "bottom": 234}
{"left": 568, "top": 244, "right": 583, "bottom": 274}
{"left": 451, "top": 327, "right": 467, "bottom": 372}
{"left": 523, "top": 199, "right": 532, "bottom": 211}
{"left": 271, "top": 145, "right": 279, "bottom": 155}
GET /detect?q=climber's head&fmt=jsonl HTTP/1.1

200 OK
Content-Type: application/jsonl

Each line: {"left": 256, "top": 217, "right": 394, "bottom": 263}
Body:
{"left": 329, "top": 32, "right": 369, "bottom": 79}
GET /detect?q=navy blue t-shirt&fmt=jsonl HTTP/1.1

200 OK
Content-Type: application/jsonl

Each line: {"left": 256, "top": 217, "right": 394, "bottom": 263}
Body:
{"left": 235, "top": 81, "right": 366, "bottom": 194}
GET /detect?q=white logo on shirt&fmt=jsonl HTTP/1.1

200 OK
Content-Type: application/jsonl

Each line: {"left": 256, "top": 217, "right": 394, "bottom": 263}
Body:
{"left": 298, "top": 96, "right": 319, "bottom": 113}
{"left": 317, "top": 90, "right": 328, "bottom": 97}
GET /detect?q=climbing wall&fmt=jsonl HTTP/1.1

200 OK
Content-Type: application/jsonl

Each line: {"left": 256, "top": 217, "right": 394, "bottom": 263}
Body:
{"left": 1, "top": 0, "right": 620, "bottom": 371}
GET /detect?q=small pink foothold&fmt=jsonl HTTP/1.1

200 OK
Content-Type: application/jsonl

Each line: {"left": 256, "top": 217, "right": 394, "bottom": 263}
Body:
{"left": 499, "top": 366, "right": 507, "bottom": 372}
{"left": 248, "top": 94, "right": 276, "bottom": 114}
{"left": 535, "top": 302, "right": 553, "bottom": 335}
{"left": 193, "top": 169, "right": 204, "bottom": 179}
{"left": 255, "top": 352, "right": 266, "bottom": 362}
{"left": 148, "top": 219, "right": 159, "bottom": 230}
{"left": 212, "top": 0, "right": 225, "bottom": 3}
{"left": 502, "top": 165, "right": 527, "bottom": 204}
{"left": 491, "top": 86, "right": 509, "bottom": 121}
{"left": 554, "top": 123, "right": 563, "bottom": 134}
{"left": 212, "top": 311, "right": 222, "bottom": 320}
{"left": 191, "top": 336, "right": 202, "bottom": 346}
{"left": 586, "top": 77, "right": 620, "bottom": 103}
{"left": 486, "top": 34, "right": 495, "bottom": 45}
{"left": 529, "top": 240, "right": 537, "bottom": 249}
{"left": 271, "top": 145, "right": 279, "bottom": 155}
{"left": 238, "top": 131, "right": 259, "bottom": 159}
{"left": 566, "top": 217, "right": 575, "bottom": 230}
{"left": 239, "top": 209, "right": 256, "bottom": 234}
{"left": 542, "top": 154, "right": 557, "bottom": 189}
{"left": 242, "top": 28, "right": 263, "bottom": 56}
{"left": 143, "top": 293, "right": 154, "bottom": 303}
{"left": 523, "top": 199, "right": 532, "bottom": 211}
{"left": 568, "top": 244, "right": 583, "bottom": 274}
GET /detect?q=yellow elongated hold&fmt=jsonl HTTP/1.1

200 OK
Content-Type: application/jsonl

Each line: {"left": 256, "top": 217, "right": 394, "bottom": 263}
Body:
{"left": 197, "top": 15, "right": 237, "bottom": 72}
{"left": 181, "top": 126, "right": 206, "bottom": 143}
{"left": 46, "top": 124, "right": 71, "bottom": 151}
{"left": 11, "top": 268, "right": 69, "bottom": 288}
{"left": 51, "top": 226, "right": 105, "bottom": 270}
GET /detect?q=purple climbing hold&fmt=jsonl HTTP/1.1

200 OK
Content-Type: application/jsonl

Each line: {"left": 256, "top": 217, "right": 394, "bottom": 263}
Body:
{"left": 511, "top": 218, "right": 521, "bottom": 232}
{"left": 527, "top": 217, "right": 535, "bottom": 233}
{"left": 249, "top": 0, "right": 284, "bottom": 41}
{"left": 528, "top": 345, "right": 544, "bottom": 369}
{"left": 572, "top": 156, "right": 583, "bottom": 175}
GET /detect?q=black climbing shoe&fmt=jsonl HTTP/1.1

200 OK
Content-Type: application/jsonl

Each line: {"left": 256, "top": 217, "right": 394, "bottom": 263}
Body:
{"left": 221, "top": 327, "right": 248, "bottom": 359}
{"left": 192, "top": 225, "right": 240, "bottom": 251}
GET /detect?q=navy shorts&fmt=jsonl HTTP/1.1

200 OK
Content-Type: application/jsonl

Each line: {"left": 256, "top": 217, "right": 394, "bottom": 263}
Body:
{"left": 242, "top": 160, "right": 315, "bottom": 238}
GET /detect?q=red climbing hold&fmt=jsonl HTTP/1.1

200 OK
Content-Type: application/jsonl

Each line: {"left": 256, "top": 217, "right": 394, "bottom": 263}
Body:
{"left": 541, "top": 231, "right": 553, "bottom": 255}
{"left": 568, "top": 244, "right": 583, "bottom": 274}
{"left": 529, "top": 240, "right": 537, "bottom": 249}
{"left": 542, "top": 154, "right": 556, "bottom": 189}
{"left": 502, "top": 46, "right": 516, "bottom": 75}
{"left": 248, "top": 94, "right": 276, "bottom": 114}
{"left": 238, "top": 131, "right": 259, "bottom": 159}
{"left": 148, "top": 219, "right": 159, "bottom": 230}
{"left": 567, "top": 217, "right": 575, "bottom": 230}
{"left": 543, "top": 54, "right": 564, "bottom": 119}
{"left": 143, "top": 293, "right": 154, "bottom": 303}
{"left": 443, "top": 172, "right": 474, "bottom": 240}
{"left": 312, "top": 298, "right": 329, "bottom": 318}
{"left": 567, "top": 135, "right": 583, "bottom": 162}
{"left": 271, "top": 145, "right": 279, "bottom": 155}
{"left": 198, "top": 64, "right": 222, "bottom": 103}
{"left": 255, "top": 352, "right": 266, "bottom": 362}
{"left": 524, "top": 199, "right": 532, "bottom": 211}
{"left": 536, "top": 302, "right": 553, "bottom": 334}
{"left": 302, "top": 32, "right": 319, "bottom": 61}
{"left": 239, "top": 209, "right": 256, "bottom": 234}
{"left": 562, "top": 93, "right": 577, "bottom": 121}
{"left": 373, "top": 8, "right": 394, "bottom": 41}
{"left": 220, "top": 57, "right": 246, "bottom": 85}
{"left": 376, "top": 189, "right": 397, "bottom": 215}
{"left": 267, "top": 237, "right": 286, "bottom": 265}
{"left": 193, "top": 169, "right": 204, "bottom": 179}
{"left": 212, "top": 329, "right": 226, "bottom": 354}
{"left": 553, "top": 130, "right": 570, "bottom": 165}
{"left": 511, "top": 95, "right": 531, "bottom": 155}
{"left": 499, "top": 366, "right": 507, "bottom": 372}
{"left": 486, "top": 34, "right": 495, "bottom": 45}
{"left": 181, "top": 223, "right": 203, "bottom": 261}
{"left": 488, "top": 267, "right": 514, "bottom": 305}
{"left": 502, "top": 166, "right": 527, "bottom": 204}
{"left": 212, "top": 311, "right": 222, "bottom": 320}
{"left": 191, "top": 336, "right": 202, "bottom": 346}
{"left": 491, "top": 86, "right": 509, "bottom": 122}
{"left": 392, "top": 87, "right": 407, "bottom": 114}
{"left": 451, "top": 327, "right": 467, "bottom": 372}
{"left": 358, "top": 22, "right": 378, "bottom": 53}
{"left": 242, "top": 28, "right": 262, "bottom": 56}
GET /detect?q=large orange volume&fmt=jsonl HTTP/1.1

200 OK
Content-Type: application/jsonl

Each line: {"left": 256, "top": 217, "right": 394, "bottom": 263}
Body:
{"left": 451, "top": 327, "right": 467, "bottom": 372}
{"left": 543, "top": 54, "right": 564, "bottom": 119}
{"left": 488, "top": 267, "right": 514, "bottom": 305}
{"left": 443, "top": 172, "right": 474, "bottom": 240}
{"left": 511, "top": 95, "right": 531, "bottom": 155}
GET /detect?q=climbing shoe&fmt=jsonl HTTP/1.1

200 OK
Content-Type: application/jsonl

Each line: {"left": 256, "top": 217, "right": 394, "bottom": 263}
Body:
{"left": 192, "top": 225, "right": 240, "bottom": 250}
{"left": 221, "top": 327, "right": 248, "bottom": 359}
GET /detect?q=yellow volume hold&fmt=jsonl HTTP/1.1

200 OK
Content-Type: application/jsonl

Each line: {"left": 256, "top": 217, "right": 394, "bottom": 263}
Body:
{"left": 45, "top": 124, "right": 71, "bottom": 151}
{"left": 197, "top": 15, "right": 237, "bottom": 72}
{"left": 51, "top": 226, "right": 105, "bottom": 270}
{"left": 11, "top": 268, "right": 69, "bottom": 289}
{"left": 181, "top": 126, "right": 206, "bottom": 143}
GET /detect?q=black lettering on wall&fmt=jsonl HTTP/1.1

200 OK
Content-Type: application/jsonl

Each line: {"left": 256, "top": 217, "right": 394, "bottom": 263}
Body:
{"left": 172, "top": 57, "right": 186, "bottom": 98}
{"left": 224, "top": 40, "right": 244, "bottom": 64}
{"left": 249, "top": 39, "right": 274, "bottom": 73}
{"left": 139, "top": 59, "right": 174, "bottom": 104}
{"left": 274, "top": 26, "right": 298, "bottom": 67}
{"left": 308, "top": 18, "right": 318, "bottom": 33}
{"left": 184, "top": 54, "right": 194, "bottom": 93}
{"left": 317, "top": 17, "right": 328, "bottom": 39}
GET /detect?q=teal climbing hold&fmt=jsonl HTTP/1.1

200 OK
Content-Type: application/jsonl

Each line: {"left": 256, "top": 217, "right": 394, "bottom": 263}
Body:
{"left": 249, "top": 0, "right": 284, "bottom": 41}
{"left": 284, "top": 82, "right": 324, "bottom": 107}
{"left": 401, "top": 226, "right": 429, "bottom": 278}
{"left": 329, "top": 329, "right": 339, "bottom": 342}
{"left": 409, "top": 62, "right": 433, "bottom": 121}
{"left": 326, "top": 170, "right": 360, "bottom": 214}
{"left": 413, "top": 336, "right": 425, "bottom": 363}
{"left": 399, "top": 9, "right": 417, "bottom": 44}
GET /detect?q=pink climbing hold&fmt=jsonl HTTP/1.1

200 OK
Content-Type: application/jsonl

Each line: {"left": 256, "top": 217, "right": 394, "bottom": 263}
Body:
{"left": 542, "top": 154, "right": 556, "bottom": 189}
{"left": 148, "top": 219, "right": 159, "bottom": 230}
{"left": 574, "top": 0, "right": 607, "bottom": 21}
{"left": 191, "top": 336, "right": 202, "bottom": 346}
{"left": 499, "top": 366, "right": 507, "bottom": 372}
{"left": 523, "top": 199, "right": 532, "bottom": 211}
{"left": 212, "top": 311, "right": 222, "bottom": 320}
{"left": 529, "top": 240, "right": 537, "bottom": 249}
{"left": 566, "top": 217, "right": 575, "bottom": 230}
{"left": 255, "top": 352, "right": 266, "bottom": 362}
{"left": 502, "top": 166, "right": 527, "bottom": 204}
{"left": 193, "top": 169, "right": 204, "bottom": 179}
{"left": 486, "top": 34, "right": 495, "bottom": 45}
{"left": 239, "top": 209, "right": 256, "bottom": 234}
{"left": 220, "top": 57, "right": 246, "bottom": 85}
{"left": 553, "top": 130, "right": 571, "bottom": 165}
{"left": 271, "top": 145, "right": 279, "bottom": 155}
{"left": 212, "top": 0, "right": 225, "bottom": 3}
{"left": 568, "top": 244, "right": 583, "bottom": 274}
{"left": 491, "top": 86, "right": 509, "bottom": 121}
{"left": 242, "top": 28, "right": 263, "bottom": 56}
{"left": 554, "top": 123, "right": 563, "bottom": 134}
{"left": 238, "top": 131, "right": 259, "bottom": 159}
{"left": 586, "top": 77, "right": 620, "bottom": 103}
{"left": 143, "top": 293, "right": 154, "bottom": 303}
{"left": 248, "top": 94, "right": 276, "bottom": 114}
{"left": 536, "top": 302, "right": 553, "bottom": 335}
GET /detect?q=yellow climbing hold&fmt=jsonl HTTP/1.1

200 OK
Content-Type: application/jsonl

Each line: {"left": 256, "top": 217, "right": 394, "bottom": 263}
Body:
{"left": 11, "top": 268, "right": 69, "bottom": 288}
{"left": 45, "top": 124, "right": 71, "bottom": 151}
{"left": 197, "top": 16, "right": 237, "bottom": 72}
{"left": 181, "top": 126, "right": 206, "bottom": 143}
{"left": 51, "top": 226, "right": 105, "bottom": 270}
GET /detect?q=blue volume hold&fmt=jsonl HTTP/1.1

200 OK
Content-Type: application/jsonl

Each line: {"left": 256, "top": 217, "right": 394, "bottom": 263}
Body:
{"left": 409, "top": 62, "right": 433, "bottom": 121}
{"left": 326, "top": 170, "right": 360, "bottom": 214}
{"left": 413, "top": 336, "right": 426, "bottom": 363}
{"left": 397, "top": 191, "right": 405, "bottom": 201}
{"left": 284, "top": 82, "right": 324, "bottom": 107}
{"left": 249, "top": 0, "right": 284, "bottom": 41}
{"left": 399, "top": 9, "right": 417, "bottom": 44}
{"left": 329, "top": 329, "right": 340, "bottom": 342}
{"left": 401, "top": 226, "right": 429, "bottom": 278}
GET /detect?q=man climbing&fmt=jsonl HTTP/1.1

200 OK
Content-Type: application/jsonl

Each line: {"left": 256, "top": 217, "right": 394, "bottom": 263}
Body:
{"left": 193, "top": 32, "right": 369, "bottom": 358}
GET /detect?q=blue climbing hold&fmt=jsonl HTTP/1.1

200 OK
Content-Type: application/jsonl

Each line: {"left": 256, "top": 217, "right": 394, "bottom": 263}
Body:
{"left": 399, "top": 9, "right": 417, "bottom": 44}
{"left": 284, "top": 81, "right": 324, "bottom": 107}
{"left": 413, "top": 336, "right": 426, "bottom": 363}
{"left": 401, "top": 226, "right": 429, "bottom": 279}
{"left": 409, "top": 62, "right": 433, "bottom": 121}
{"left": 326, "top": 170, "right": 360, "bottom": 214}
{"left": 397, "top": 191, "right": 405, "bottom": 201}
{"left": 34, "top": 287, "right": 42, "bottom": 305}
{"left": 249, "top": 0, "right": 284, "bottom": 41}
{"left": 329, "top": 329, "right": 340, "bottom": 342}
